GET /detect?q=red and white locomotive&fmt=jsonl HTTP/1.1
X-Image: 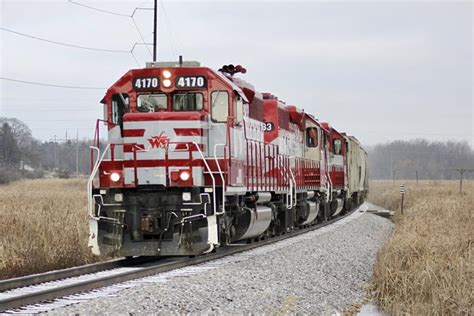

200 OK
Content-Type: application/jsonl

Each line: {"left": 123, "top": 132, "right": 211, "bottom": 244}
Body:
{"left": 87, "top": 60, "right": 368, "bottom": 257}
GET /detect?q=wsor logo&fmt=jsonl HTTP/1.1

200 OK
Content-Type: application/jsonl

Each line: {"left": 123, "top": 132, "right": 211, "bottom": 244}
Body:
{"left": 148, "top": 132, "right": 169, "bottom": 149}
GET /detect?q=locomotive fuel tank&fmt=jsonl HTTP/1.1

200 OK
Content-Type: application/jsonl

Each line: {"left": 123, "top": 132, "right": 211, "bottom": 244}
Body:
{"left": 237, "top": 206, "right": 272, "bottom": 240}
{"left": 300, "top": 201, "right": 319, "bottom": 225}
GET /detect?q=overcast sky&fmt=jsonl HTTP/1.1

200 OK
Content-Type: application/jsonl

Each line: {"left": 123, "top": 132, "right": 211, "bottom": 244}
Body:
{"left": 0, "top": 0, "right": 472, "bottom": 147}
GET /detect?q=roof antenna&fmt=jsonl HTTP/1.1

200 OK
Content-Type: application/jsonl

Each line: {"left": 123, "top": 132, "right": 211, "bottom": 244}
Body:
{"left": 179, "top": 55, "right": 183, "bottom": 67}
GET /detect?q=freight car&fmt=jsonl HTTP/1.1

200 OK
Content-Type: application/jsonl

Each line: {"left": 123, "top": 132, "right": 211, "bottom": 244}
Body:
{"left": 87, "top": 61, "right": 368, "bottom": 257}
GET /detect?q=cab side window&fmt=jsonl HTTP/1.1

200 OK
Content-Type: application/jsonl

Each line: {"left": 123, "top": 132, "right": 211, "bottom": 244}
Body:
{"left": 333, "top": 139, "right": 342, "bottom": 155}
{"left": 111, "top": 93, "right": 129, "bottom": 126}
{"left": 306, "top": 127, "right": 318, "bottom": 148}
{"left": 235, "top": 94, "right": 243, "bottom": 124}
{"left": 211, "top": 91, "right": 229, "bottom": 122}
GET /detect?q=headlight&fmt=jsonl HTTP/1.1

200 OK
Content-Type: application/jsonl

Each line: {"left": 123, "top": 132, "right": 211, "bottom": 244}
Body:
{"left": 182, "top": 192, "right": 191, "bottom": 201}
{"left": 110, "top": 172, "right": 121, "bottom": 182}
{"left": 162, "top": 70, "right": 172, "bottom": 79}
{"left": 114, "top": 193, "right": 123, "bottom": 202}
{"left": 179, "top": 170, "right": 191, "bottom": 181}
{"left": 163, "top": 79, "right": 172, "bottom": 88}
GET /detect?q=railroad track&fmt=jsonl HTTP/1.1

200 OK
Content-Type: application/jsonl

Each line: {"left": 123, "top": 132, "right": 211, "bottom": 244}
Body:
{"left": 0, "top": 204, "right": 366, "bottom": 313}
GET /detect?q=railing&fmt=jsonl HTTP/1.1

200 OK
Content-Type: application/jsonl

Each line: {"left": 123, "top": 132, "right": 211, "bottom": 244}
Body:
{"left": 213, "top": 143, "right": 227, "bottom": 215}
{"left": 88, "top": 144, "right": 110, "bottom": 219}
{"left": 90, "top": 119, "right": 109, "bottom": 173}
{"left": 192, "top": 142, "right": 217, "bottom": 216}
{"left": 294, "top": 158, "right": 321, "bottom": 189}
{"left": 244, "top": 139, "right": 323, "bottom": 193}
{"left": 246, "top": 140, "right": 282, "bottom": 192}
{"left": 287, "top": 156, "right": 296, "bottom": 209}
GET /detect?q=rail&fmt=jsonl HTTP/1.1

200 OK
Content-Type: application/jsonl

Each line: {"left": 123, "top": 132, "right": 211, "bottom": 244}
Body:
{"left": 0, "top": 257, "right": 161, "bottom": 293}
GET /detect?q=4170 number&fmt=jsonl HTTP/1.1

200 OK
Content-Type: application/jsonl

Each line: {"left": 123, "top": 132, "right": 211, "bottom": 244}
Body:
{"left": 176, "top": 76, "right": 206, "bottom": 88}
{"left": 133, "top": 77, "right": 159, "bottom": 89}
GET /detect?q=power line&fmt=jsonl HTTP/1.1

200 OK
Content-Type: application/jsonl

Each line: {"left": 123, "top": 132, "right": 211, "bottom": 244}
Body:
{"left": 2, "top": 119, "right": 98, "bottom": 122}
{"left": 2, "top": 109, "right": 99, "bottom": 112}
{"left": 0, "top": 77, "right": 106, "bottom": 90}
{"left": 358, "top": 129, "right": 470, "bottom": 138}
{"left": 132, "top": 17, "right": 153, "bottom": 58}
{"left": 0, "top": 27, "right": 130, "bottom": 53}
{"left": 25, "top": 127, "right": 92, "bottom": 130}
{"left": 68, "top": 0, "right": 131, "bottom": 17}
{"left": 68, "top": 0, "right": 154, "bottom": 61}
{"left": 160, "top": 0, "right": 181, "bottom": 56}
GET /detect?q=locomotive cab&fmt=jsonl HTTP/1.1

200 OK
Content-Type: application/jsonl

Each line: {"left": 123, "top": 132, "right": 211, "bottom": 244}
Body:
{"left": 321, "top": 122, "right": 347, "bottom": 216}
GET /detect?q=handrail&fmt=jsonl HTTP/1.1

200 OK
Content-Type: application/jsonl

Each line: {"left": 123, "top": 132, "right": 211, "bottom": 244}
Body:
{"left": 87, "top": 144, "right": 110, "bottom": 218}
{"left": 91, "top": 194, "right": 121, "bottom": 222}
{"left": 325, "top": 152, "right": 333, "bottom": 202}
{"left": 213, "top": 143, "right": 226, "bottom": 216}
{"left": 194, "top": 141, "right": 219, "bottom": 250}
{"left": 287, "top": 156, "right": 296, "bottom": 209}
{"left": 183, "top": 193, "right": 211, "bottom": 207}
{"left": 90, "top": 119, "right": 109, "bottom": 171}
{"left": 326, "top": 169, "right": 333, "bottom": 203}
{"left": 180, "top": 214, "right": 206, "bottom": 223}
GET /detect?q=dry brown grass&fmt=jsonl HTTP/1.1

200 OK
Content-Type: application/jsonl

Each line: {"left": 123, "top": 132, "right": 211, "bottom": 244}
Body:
{"left": 369, "top": 180, "right": 473, "bottom": 315}
{"left": 0, "top": 178, "right": 102, "bottom": 279}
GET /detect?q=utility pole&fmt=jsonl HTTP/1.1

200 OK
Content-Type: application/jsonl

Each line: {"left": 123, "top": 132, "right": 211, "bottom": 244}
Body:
{"left": 453, "top": 168, "right": 474, "bottom": 194}
{"left": 50, "top": 135, "right": 58, "bottom": 171}
{"left": 51, "top": 135, "right": 58, "bottom": 171}
{"left": 49, "top": 134, "right": 68, "bottom": 172}
{"left": 76, "top": 130, "right": 79, "bottom": 175}
{"left": 153, "top": 0, "right": 157, "bottom": 61}
{"left": 416, "top": 170, "right": 419, "bottom": 185}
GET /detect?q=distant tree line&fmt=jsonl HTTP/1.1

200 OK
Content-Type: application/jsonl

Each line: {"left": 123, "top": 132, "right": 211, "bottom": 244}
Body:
{"left": 1, "top": 117, "right": 473, "bottom": 183}
{"left": 0, "top": 117, "right": 93, "bottom": 183}
{"left": 367, "top": 139, "right": 474, "bottom": 180}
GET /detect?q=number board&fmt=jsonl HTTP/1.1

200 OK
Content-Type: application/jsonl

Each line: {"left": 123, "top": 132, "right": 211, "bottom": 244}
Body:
{"left": 133, "top": 77, "right": 160, "bottom": 90}
{"left": 176, "top": 76, "right": 206, "bottom": 88}
{"left": 262, "top": 122, "right": 275, "bottom": 132}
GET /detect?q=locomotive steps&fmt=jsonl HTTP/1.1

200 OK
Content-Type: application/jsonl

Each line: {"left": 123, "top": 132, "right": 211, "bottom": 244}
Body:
{"left": 0, "top": 203, "right": 393, "bottom": 314}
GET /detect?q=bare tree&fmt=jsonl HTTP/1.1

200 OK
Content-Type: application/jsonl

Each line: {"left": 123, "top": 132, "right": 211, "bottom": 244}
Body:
{"left": 0, "top": 122, "right": 21, "bottom": 167}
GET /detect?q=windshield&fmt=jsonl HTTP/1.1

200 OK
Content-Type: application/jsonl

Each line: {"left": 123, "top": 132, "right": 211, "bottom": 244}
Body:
{"left": 137, "top": 94, "right": 167, "bottom": 112}
{"left": 173, "top": 92, "right": 203, "bottom": 111}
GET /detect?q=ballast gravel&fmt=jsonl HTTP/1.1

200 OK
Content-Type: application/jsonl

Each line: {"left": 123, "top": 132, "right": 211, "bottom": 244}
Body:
{"left": 49, "top": 210, "right": 394, "bottom": 315}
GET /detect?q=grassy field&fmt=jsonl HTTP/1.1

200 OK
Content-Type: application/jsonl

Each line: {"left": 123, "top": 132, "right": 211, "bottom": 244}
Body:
{"left": 0, "top": 179, "right": 101, "bottom": 279}
{"left": 1, "top": 178, "right": 472, "bottom": 315}
{"left": 369, "top": 180, "right": 473, "bottom": 315}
